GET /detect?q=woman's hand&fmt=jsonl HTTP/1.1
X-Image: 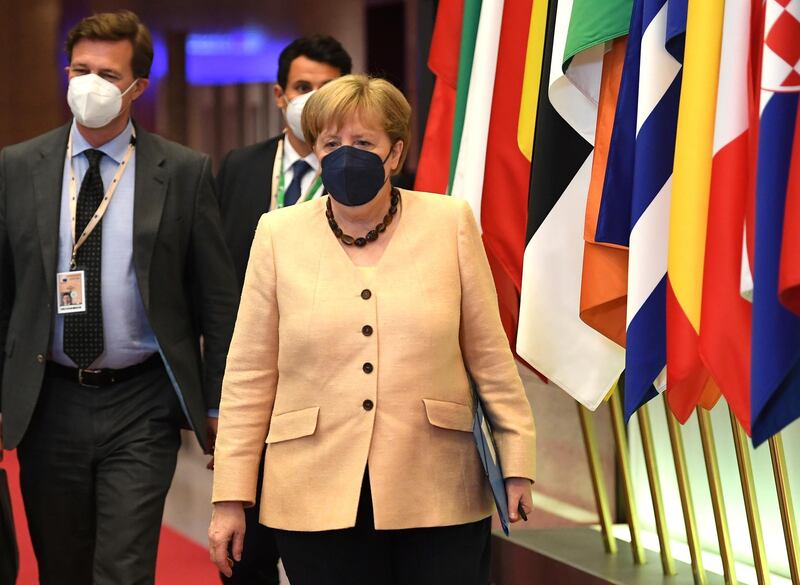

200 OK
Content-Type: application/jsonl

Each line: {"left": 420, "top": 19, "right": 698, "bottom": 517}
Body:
{"left": 506, "top": 477, "right": 533, "bottom": 523}
{"left": 208, "top": 501, "right": 246, "bottom": 577}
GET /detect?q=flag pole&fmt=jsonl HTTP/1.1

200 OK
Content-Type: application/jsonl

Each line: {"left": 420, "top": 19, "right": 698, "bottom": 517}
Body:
{"left": 665, "top": 403, "right": 707, "bottom": 585}
{"left": 577, "top": 403, "right": 617, "bottom": 554}
{"left": 768, "top": 434, "right": 800, "bottom": 584}
{"left": 729, "top": 412, "right": 770, "bottom": 585}
{"left": 696, "top": 407, "right": 736, "bottom": 585}
{"left": 637, "top": 404, "right": 676, "bottom": 575}
{"left": 609, "top": 391, "right": 646, "bottom": 564}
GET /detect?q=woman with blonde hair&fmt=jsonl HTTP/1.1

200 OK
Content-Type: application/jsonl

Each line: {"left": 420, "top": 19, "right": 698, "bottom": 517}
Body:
{"left": 208, "top": 74, "right": 536, "bottom": 585}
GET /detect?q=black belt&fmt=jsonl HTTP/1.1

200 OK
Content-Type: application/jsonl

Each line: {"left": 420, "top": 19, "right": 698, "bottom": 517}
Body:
{"left": 45, "top": 353, "right": 162, "bottom": 387}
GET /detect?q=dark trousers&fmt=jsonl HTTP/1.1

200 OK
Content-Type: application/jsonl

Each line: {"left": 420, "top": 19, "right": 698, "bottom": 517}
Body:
{"left": 0, "top": 469, "right": 18, "bottom": 585}
{"left": 220, "top": 456, "right": 280, "bottom": 585}
{"left": 274, "top": 470, "right": 491, "bottom": 585}
{"left": 17, "top": 364, "right": 183, "bottom": 585}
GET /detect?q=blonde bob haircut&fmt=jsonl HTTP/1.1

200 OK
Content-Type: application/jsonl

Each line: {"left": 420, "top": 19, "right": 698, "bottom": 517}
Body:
{"left": 302, "top": 74, "right": 411, "bottom": 174}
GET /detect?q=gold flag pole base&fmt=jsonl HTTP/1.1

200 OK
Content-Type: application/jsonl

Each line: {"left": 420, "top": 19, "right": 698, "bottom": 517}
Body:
{"left": 577, "top": 403, "right": 617, "bottom": 555}
{"left": 768, "top": 434, "right": 800, "bottom": 585}
{"left": 637, "top": 404, "right": 676, "bottom": 575}
{"left": 729, "top": 411, "right": 770, "bottom": 585}
{"left": 696, "top": 407, "right": 737, "bottom": 585}
{"left": 609, "top": 392, "right": 646, "bottom": 565}
{"left": 665, "top": 402, "right": 707, "bottom": 585}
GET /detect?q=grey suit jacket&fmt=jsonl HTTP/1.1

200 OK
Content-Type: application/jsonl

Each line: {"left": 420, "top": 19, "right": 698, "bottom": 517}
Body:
{"left": 0, "top": 122, "right": 239, "bottom": 450}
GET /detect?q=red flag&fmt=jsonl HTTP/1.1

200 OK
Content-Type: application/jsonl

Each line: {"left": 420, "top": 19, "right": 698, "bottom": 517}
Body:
{"left": 697, "top": 1, "right": 761, "bottom": 433}
{"left": 480, "top": 0, "right": 534, "bottom": 350}
{"left": 414, "top": 0, "right": 464, "bottom": 193}
{"left": 699, "top": 107, "right": 754, "bottom": 432}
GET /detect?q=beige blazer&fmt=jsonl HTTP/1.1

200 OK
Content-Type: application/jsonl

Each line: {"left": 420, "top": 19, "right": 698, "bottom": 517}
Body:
{"left": 212, "top": 189, "right": 536, "bottom": 531}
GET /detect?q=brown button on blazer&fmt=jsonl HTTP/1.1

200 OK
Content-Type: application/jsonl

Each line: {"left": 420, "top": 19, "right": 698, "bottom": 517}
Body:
{"left": 212, "top": 189, "right": 536, "bottom": 531}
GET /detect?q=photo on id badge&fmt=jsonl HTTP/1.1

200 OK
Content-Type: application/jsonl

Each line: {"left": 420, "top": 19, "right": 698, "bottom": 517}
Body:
{"left": 57, "top": 271, "right": 86, "bottom": 314}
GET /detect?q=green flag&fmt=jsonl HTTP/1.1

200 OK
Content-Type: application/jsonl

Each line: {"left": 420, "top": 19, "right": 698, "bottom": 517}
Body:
{"left": 563, "top": 0, "right": 632, "bottom": 70}
{"left": 447, "top": 0, "right": 483, "bottom": 191}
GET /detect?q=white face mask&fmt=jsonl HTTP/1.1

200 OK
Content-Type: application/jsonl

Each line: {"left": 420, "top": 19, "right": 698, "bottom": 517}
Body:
{"left": 284, "top": 90, "right": 316, "bottom": 143}
{"left": 67, "top": 73, "right": 137, "bottom": 129}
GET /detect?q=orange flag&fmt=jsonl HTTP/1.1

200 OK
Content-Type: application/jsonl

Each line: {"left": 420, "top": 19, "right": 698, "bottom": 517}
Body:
{"left": 580, "top": 39, "right": 628, "bottom": 349}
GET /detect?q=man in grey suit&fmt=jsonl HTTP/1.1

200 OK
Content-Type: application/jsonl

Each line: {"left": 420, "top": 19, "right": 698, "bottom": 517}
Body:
{"left": 0, "top": 10, "right": 238, "bottom": 585}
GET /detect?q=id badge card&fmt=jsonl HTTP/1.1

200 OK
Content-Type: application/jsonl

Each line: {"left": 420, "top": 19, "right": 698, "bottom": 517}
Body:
{"left": 57, "top": 270, "right": 86, "bottom": 314}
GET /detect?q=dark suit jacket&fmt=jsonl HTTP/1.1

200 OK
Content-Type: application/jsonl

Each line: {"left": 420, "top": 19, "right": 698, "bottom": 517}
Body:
{"left": 0, "top": 122, "right": 239, "bottom": 450}
{"left": 216, "top": 134, "right": 282, "bottom": 289}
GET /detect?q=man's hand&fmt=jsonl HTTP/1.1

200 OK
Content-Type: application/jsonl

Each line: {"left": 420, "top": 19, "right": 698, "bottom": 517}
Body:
{"left": 209, "top": 501, "right": 246, "bottom": 578}
{"left": 206, "top": 416, "right": 218, "bottom": 470}
{"left": 506, "top": 477, "right": 534, "bottom": 523}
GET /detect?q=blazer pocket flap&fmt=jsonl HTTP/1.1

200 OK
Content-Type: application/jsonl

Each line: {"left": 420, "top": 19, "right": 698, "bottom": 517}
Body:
{"left": 423, "top": 399, "right": 473, "bottom": 433}
{"left": 266, "top": 406, "right": 320, "bottom": 444}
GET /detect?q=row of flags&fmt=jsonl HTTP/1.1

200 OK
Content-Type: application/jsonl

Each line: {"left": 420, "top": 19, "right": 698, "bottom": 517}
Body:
{"left": 415, "top": 0, "right": 800, "bottom": 446}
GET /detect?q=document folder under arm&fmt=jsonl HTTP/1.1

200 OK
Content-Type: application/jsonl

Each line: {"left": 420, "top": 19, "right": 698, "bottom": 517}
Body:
{"left": 470, "top": 377, "right": 511, "bottom": 536}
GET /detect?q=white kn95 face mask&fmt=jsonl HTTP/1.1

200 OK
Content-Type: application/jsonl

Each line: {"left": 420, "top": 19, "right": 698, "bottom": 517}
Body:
{"left": 284, "top": 90, "right": 316, "bottom": 143}
{"left": 67, "top": 73, "right": 138, "bottom": 129}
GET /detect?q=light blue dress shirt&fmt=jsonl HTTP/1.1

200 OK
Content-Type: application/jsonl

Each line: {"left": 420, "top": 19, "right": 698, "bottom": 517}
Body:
{"left": 50, "top": 120, "right": 159, "bottom": 369}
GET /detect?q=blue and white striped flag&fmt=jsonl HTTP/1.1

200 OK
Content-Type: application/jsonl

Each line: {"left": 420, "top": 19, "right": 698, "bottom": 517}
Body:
{"left": 595, "top": 0, "right": 687, "bottom": 420}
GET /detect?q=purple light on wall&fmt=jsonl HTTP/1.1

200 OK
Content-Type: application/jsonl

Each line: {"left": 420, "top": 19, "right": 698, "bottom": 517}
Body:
{"left": 150, "top": 34, "right": 169, "bottom": 80}
{"left": 186, "top": 28, "right": 292, "bottom": 85}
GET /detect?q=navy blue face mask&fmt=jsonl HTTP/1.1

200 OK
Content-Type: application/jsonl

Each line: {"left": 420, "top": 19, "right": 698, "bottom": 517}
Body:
{"left": 321, "top": 145, "right": 392, "bottom": 206}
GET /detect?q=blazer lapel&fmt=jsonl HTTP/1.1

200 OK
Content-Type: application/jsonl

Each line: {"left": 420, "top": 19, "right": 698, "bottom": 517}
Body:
{"left": 132, "top": 125, "right": 168, "bottom": 313}
{"left": 32, "top": 124, "right": 70, "bottom": 293}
